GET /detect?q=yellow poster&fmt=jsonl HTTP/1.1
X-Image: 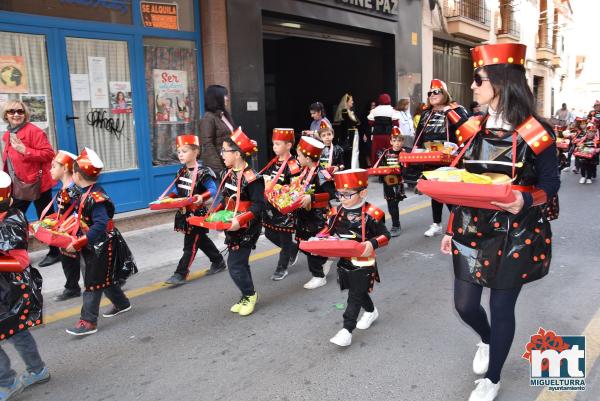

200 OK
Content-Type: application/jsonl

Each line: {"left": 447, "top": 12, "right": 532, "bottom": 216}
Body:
{"left": 0, "top": 56, "right": 28, "bottom": 93}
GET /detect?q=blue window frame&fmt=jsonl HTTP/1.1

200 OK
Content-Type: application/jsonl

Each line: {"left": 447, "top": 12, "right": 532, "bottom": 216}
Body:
{"left": 0, "top": 0, "right": 204, "bottom": 220}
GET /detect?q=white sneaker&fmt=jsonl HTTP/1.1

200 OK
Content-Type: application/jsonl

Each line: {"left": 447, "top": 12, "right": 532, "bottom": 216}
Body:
{"left": 303, "top": 276, "right": 327, "bottom": 289}
{"left": 424, "top": 223, "right": 443, "bottom": 237}
{"left": 329, "top": 328, "right": 352, "bottom": 347}
{"left": 473, "top": 342, "right": 490, "bottom": 375}
{"left": 468, "top": 378, "right": 500, "bottom": 401}
{"left": 356, "top": 308, "right": 379, "bottom": 330}
{"left": 579, "top": 177, "right": 586, "bottom": 184}
{"left": 586, "top": 178, "right": 592, "bottom": 184}
{"left": 323, "top": 260, "right": 333, "bottom": 276}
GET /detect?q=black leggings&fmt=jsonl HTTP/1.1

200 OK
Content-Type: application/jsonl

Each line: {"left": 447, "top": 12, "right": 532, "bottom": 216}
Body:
{"left": 264, "top": 228, "right": 297, "bottom": 269}
{"left": 431, "top": 199, "right": 451, "bottom": 224}
{"left": 580, "top": 162, "right": 597, "bottom": 179}
{"left": 453, "top": 278, "right": 521, "bottom": 384}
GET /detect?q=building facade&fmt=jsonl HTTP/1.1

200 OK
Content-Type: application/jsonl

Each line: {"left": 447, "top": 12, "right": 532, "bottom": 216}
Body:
{"left": 0, "top": 0, "right": 204, "bottom": 214}
{"left": 421, "top": 0, "right": 574, "bottom": 117}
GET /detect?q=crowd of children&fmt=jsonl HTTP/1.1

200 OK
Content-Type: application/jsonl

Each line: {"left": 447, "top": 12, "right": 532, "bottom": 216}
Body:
{"left": 559, "top": 107, "right": 600, "bottom": 184}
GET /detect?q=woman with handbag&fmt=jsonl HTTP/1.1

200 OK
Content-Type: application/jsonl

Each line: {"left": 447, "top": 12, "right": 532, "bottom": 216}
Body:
{"left": 199, "top": 85, "right": 235, "bottom": 176}
{"left": 439, "top": 43, "right": 560, "bottom": 401}
{"left": 2, "top": 100, "right": 58, "bottom": 267}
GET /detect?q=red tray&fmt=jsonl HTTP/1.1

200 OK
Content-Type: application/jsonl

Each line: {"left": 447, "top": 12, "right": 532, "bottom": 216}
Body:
{"left": 416, "top": 179, "right": 516, "bottom": 210}
{"left": 299, "top": 239, "right": 367, "bottom": 258}
{"left": 574, "top": 151, "right": 595, "bottom": 159}
{"left": 149, "top": 197, "right": 194, "bottom": 210}
{"left": 33, "top": 226, "right": 76, "bottom": 248}
{"left": 187, "top": 215, "right": 233, "bottom": 230}
{"left": 271, "top": 198, "right": 304, "bottom": 214}
{"left": 399, "top": 151, "right": 455, "bottom": 165}
{"left": 367, "top": 167, "right": 401, "bottom": 176}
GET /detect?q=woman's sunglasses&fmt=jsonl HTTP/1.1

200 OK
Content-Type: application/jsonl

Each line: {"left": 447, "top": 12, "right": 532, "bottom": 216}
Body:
{"left": 5, "top": 109, "right": 25, "bottom": 116}
{"left": 427, "top": 89, "right": 443, "bottom": 97}
{"left": 473, "top": 74, "right": 490, "bottom": 87}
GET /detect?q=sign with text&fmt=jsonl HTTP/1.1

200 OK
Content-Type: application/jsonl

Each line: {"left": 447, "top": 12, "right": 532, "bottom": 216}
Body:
{"left": 141, "top": 1, "right": 179, "bottom": 30}
{"left": 336, "top": 0, "right": 398, "bottom": 15}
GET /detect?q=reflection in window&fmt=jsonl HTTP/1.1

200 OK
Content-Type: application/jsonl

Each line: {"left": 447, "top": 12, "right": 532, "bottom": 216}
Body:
{"left": 0, "top": 31, "right": 57, "bottom": 149}
{"left": 144, "top": 38, "right": 199, "bottom": 165}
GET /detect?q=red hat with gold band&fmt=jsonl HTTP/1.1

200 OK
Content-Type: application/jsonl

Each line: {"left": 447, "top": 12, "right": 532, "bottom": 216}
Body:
{"left": 297, "top": 136, "right": 324, "bottom": 161}
{"left": 430, "top": 79, "right": 448, "bottom": 91}
{"left": 272, "top": 128, "right": 295, "bottom": 143}
{"left": 76, "top": 147, "right": 104, "bottom": 177}
{"left": 0, "top": 171, "right": 11, "bottom": 200}
{"left": 176, "top": 134, "right": 199, "bottom": 148}
{"left": 334, "top": 168, "right": 369, "bottom": 190}
{"left": 471, "top": 43, "right": 526, "bottom": 68}
{"left": 391, "top": 126, "right": 402, "bottom": 137}
{"left": 54, "top": 150, "right": 78, "bottom": 172}
{"left": 231, "top": 127, "right": 257, "bottom": 156}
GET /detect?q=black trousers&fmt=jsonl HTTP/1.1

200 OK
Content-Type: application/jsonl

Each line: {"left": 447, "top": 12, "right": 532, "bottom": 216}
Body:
{"left": 81, "top": 285, "right": 130, "bottom": 324}
{"left": 454, "top": 278, "right": 521, "bottom": 384}
{"left": 386, "top": 199, "right": 401, "bottom": 228}
{"left": 264, "top": 228, "right": 297, "bottom": 269}
{"left": 227, "top": 246, "right": 255, "bottom": 297}
{"left": 431, "top": 199, "right": 452, "bottom": 224}
{"left": 61, "top": 253, "right": 81, "bottom": 292}
{"left": 580, "top": 162, "right": 597, "bottom": 179}
{"left": 343, "top": 287, "right": 374, "bottom": 332}
{"left": 13, "top": 189, "right": 59, "bottom": 257}
{"left": 175, "top": 231, "right": 223, "bottom": 277}
{"left": 302, "top": 252, "right": 326, "bottom": 278}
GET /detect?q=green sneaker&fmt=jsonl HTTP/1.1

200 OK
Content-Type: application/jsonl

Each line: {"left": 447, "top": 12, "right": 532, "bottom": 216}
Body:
{"left": 238, "top": 293, "right": 258, "bottom": 316}
{"left": 230, "top": 296, "right": 245, "bottom": 313}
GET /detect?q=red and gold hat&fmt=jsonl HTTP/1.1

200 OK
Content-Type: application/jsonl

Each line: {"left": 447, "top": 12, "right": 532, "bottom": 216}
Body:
{"left": 231, "top": 127, "right": 257, "bottom": 156}
{"left": 297, "top": 136, "right": 324, "bottom": 161}
{"left": 54, "top": 150, "right": 78, "bottom": 172}
{"left": 430, "top": 79, "right": 448, "bottom": 91}
{"left": 176, "top": 134, "right": 199, "bottom": 148}
{"left": 272, "top": 128, "right": 295, "bottom": 143}
{"left": 391, "top": 126, "right": 403, "bottom": 137}
{"left": 76, "top": 147, "right": 104, "bottom": 177}
{"left": 334, "top": 168, "right": 369, "bottom": 190}
{"left": 471, "top": 43, "right": 526, "bottom": 68}
{"left": 319, "top": 120, "right": 331, "bottom": 130}
{"left": 0, "top": 171, "right": 11, "bottom": 200}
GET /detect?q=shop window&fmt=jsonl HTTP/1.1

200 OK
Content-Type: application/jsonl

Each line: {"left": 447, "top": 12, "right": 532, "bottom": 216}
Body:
{"left": 140, "top": 0, "right": 195, "bottom": 31}
{"left": 0, "top": 31, "right": 58, "bottom": 150}
{"left": 144, "top": 38, "right": 199, "bottom": 165}
{"left": 66, "top": 37, "right": 138, "bottom": 171}
{"left": 0, "top": 0, "right": 133, "bottom": 25}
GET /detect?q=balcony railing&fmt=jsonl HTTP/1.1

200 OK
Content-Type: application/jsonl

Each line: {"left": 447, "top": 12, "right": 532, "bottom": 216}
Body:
{"left": 497, "top": 17, "right": 520, "bottom": 38}
{"left": 444, "top": 0, "right": 491, "bottom": 27}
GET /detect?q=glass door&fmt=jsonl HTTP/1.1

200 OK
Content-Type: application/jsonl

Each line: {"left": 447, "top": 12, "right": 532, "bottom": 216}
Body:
{"left": 62, "top": 34, "right": 138, "bottom": 172}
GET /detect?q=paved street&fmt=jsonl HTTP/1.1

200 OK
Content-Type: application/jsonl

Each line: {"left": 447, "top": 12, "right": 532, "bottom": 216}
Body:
{"left": 5, "top": 174, "right": 600, "bottom": 401}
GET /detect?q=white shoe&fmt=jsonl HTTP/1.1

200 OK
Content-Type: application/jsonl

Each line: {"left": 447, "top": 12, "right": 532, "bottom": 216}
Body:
{"left": 356, "top": 308, "right": 379, "bottom": 330}
{"left": 323, "top": 260, "right": 333, "bottom": 276}
{"left": 586, "top": 178, "right": 592, "bottom": 184}
{"left": 579, "top": 177, "right": 586, "bottom": 184}
{"left": 329, "top": 328, "right": 352, "bottom": 347}
{"left": 473, "top": 342, "right": 490, "bottom": 375}
{"left": 303, "top": 276, "right": 326, "bottom": 289}
{"left": 468, "top": 378, "right": 500, "bottom": 401}
{"left": 424, "top": 223, "right": 443, "bottom": 237}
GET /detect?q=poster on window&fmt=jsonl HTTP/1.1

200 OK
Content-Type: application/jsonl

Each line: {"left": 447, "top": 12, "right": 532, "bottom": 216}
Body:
{"left": 0, "top": 56, "right": 28, "bottom": 93}
{"left": 109, "top": 81, "right": 133, "bottom": 114}
{"left": 153, "top": 69, "right": 190, "bottom": 124}
{"left": 20, "top": 94, "right": 49, "bottom": 130}
{"left": 88, "top": 56, "right": 109, "bottom": 109}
